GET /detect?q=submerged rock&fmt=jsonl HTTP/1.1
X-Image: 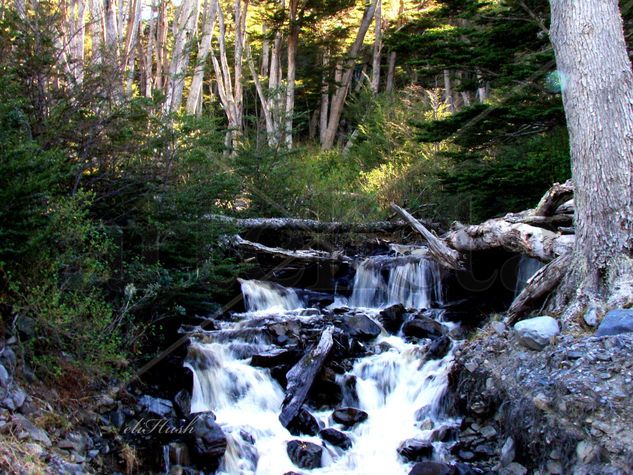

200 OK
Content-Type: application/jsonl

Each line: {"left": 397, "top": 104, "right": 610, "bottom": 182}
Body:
{"left": 403, "top": 317, "right": 446, "bottom": 339}
{"left": 398, "top": 438, "right": 434, "bottom": 462}
{"left": 286, "top": 440, "right": 323, "bottom": 469}
{"left": 319, "top": 428, "right": 352, "bottom": 450}
{"left": 332, "top": 407, "right": 368, "bottom": 427}
{"left": 343, "top": 314, "right": 382, "bottom": 340}
{"left": 596, "top": 309, "right": 633, "bottom": 337}
{"left": 513, "top": 316, "right": 559, "bottom": 350}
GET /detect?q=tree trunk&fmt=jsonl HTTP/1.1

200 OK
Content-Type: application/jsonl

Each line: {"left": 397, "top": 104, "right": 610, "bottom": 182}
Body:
{"left": 370, "top": 0, "right": 382, "bottom": 94}
{"left": 443, "top": 69, "right": 454, "bottom": 112}
{"left": 385, "top": 51, "right": 396, "bottom": 92}
{"left": 321, "top": 0, "right": 377, "bottom": 149}
{"left": 89, "top": 0, "right": 104, "bottom": 64}
{"left": 284, "top": 0, "right": 298, "bottom": 149}
{"left": 186, "top": 0, "right": 217, "bottom": 115}
{"left": 548, "top": 0, "right": 633, "bottom": 317}
{"left": 319, "top": 49, "right": 330, "bottom": 144}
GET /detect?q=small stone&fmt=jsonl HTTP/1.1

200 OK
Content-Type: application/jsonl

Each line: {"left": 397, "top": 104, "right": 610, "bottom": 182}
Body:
{"left": 332, "top": 407, "right": 368, "bottom": 428}
{"left": 479, "top": 425, "right": 497, "bottom": 439}
{"left": 138, "top": 395, "right": 173, "bottom": 417}
{"left": 319, "top": 428, "right": 352, "bottom": 450}
{"left": 532, "top": 393, "right": 551, "bottom": 411}
{"left": 576, "top": 440, "right": 601, "bottom": 464}
{"left": 12, "top": 414, "right": 52, "bottom": 447}
{"left": 500, "top": 463, "right": 528, "bottom": 475}
{"left": 514, "top": 316, "right": 560, "bottom": 350}
{"left": 0, "top": 364, "right": 9, "bottom": 388}
{"left": 418, "top": 419, "right": 434, "bottom": 431}
{"left": 408, "top": 461, "right": 456, "bottom": 475}
{"left": 500, "top": 437, "right": 515, "bottom": 466}
{"left": 286, "top": 440, "right": 322, "bottom": 469}
{"left": 492, "top": 321, "right": 507, "bottom": 335}
{"left": 398, "top": 439, "right": 434, "bottom": 462}
{"left": 583, "top": 307, "right": 599, "bottom": 327}
{"left": 546, "top": 460, "right": 563, "bottom": 474}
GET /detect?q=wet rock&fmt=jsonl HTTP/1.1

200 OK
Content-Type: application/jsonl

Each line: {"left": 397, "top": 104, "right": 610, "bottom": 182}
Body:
{"left": 378, "top": 304, "right": 407, "bottom": 334}
{"left": 426, "top": 336, "right": 451, "bottom": 360}
{"left": 472, "top": 443, "right": 495, "bottom": 460}
{"left": 138, "top": 395, "right": 174, "bottom": 417}
{"left": 190, "top": 412, "right": 227, "bottom": 470}
{"left": 403, "top": 317, "right": 446, "bottom": 339}
{"left": 408, "top": 462, "right": 456, "bottom": 475}
{"left": 108, "top": 408, "right": 126, "bottom": 428}
{"left": 0, "top": 364, "right": 9, "bottom": 388}
{"left": 596, "top": 309, "right": 633, "bottom": 337}
{"left": 343, "top": 314, "right": 382, "bottom": 341}
{"left": 174, "top": 389, "right": 191, "bottom": 418}
{"left": 309, "top": 368, "right": 343, "bottom": 407}
{"left": 332, "top": 407, "right": 368, "bottom": 427}
{"left": 513, "top": 316, "right": 560, "bottom": 350}
{"left": 286, "top": 440, "right": 323, "bottom": 469}
{"left": 58, "top": 431, "right": 90, "bottom": 454}
{"left": 12, "top": 414, "right": 52, "bottom": 447}
{"left": 319, "top": 428, "right": 352, "bottom": 450}
{"left": 0, "top": 348, "right": 16, "bottom": 371}
{"left": 287, "top": 407, "right": 320, "bottom": 436}
{"left": 500, "top": 437, "right": 515, "bottom": 466}
{"left": 250, "top": 348, "right": 301, "bottom": 368}
{"left": 397, "top": 438, "right": 434, "bottom": 462}
{"left": 430, "top": 424, "right": 459, "bottom": 442}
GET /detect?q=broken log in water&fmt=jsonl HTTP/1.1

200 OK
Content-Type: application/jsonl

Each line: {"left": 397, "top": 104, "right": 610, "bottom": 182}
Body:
{"left": 279, "top": 326, "right": 335, "bottom": 428}
{"left": 506, "top": 254, "right": 573, "bottom": 324}
{"left": 391, "top": 203, "right": 465, "bottom": 271}
{"left": 207, "top": 215, "right": 438, "bottom": 233}
{"left": 225, "top": 235, "right": 353, "bottom": 264}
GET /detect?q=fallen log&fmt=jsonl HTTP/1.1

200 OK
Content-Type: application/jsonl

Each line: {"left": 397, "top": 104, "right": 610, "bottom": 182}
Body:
{"left": 224, "top": 235, "right": 353, "bottom": 264}
{"left": 207, "top": 215, "right": 438, "bottom": 233}
{"left": 532, "top": 180, "right": 574, "bottom": 216}
{"left": 506, "top": 254, "right": 573, "bottom": 324}
{"left": 391, "top": 203, "right": 465, "bottom": 271}
{"left": 279, "top": 326, "right": 335, "bottom": 428}
{"left": 504, "top": 212, "right": 573, "bottom": 231}
{"left": 445, "top": 219, "right": 574, "bottom": 262}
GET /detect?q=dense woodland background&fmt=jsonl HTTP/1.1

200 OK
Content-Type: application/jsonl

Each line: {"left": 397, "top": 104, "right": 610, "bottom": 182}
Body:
{"left": 0, "top": 0, "right": 630, "bottom": 384}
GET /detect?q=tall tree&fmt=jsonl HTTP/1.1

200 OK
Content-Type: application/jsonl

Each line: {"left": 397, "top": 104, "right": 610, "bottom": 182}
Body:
{"left": 548, "top": 0, "right": 633, "bottom": 316}
{"left": 186, "top": 0, "right": 217, "bottom": 115}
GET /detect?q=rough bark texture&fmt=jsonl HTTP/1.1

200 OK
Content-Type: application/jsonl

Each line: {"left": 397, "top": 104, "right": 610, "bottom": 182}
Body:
{"left": 532, "top": 179, "right": 573, "bottom": 217}
{"left": 370, "top": 0, "right": 382, "bottom": 94}
{"left": 186, "top": 0, "right": 217, "bottom": 115}
{"left": 549, "top": 0, "right": 633, "bottom": 313}
{"left": 279, "top": 327, "right": 335, "bottom": 428}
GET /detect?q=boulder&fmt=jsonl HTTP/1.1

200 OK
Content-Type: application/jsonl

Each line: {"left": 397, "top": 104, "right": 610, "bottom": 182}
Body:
{"left": 426, "top": 336, "right": 451, "bottom": 361}
{"left": 343, "top": 314, "right": 382, "bottom": 341}
{"left": 287, "top": 407, "right": 320, "bottom": 436}
{"left": 378, "top": 304, "right": 407, "bottom": 334}
{"left": 319, "top": 428, "right": 352, "bottom": 450}
{"left": 286, "top": 440, "right": 322, "bottom": 469}
{"left": 397, "top": 438, "right": 434, "bottom": 462}
{"left": 513, "top": 316, "right": 560, "bottom": 350}
{"left": 138, "top": 395, "right": 174, "bottom": 417}
{"left": 250, "top": 348, "right": 301, "bottom": 368}
{"left": 596, "top": 309, "right": 633, "bottom": 337}
{"left": 332, "top": 407, "right": 368, "bottom": 428}
{"left": 403, "top": 317, "right": 446, "bottom": 339}
{"left": 189, "top": 412, "right": 227, "bottom": 470}
{"left": 408, "top": 462, "right": 457, "bottom": 475}
{"left": 12, "top": 414, "right": 52, "bottom": 447}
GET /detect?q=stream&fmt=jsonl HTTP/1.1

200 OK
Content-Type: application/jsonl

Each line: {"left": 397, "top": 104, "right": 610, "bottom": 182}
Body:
{"left": 178, "top": 254, "right": 464, "bottom": 474}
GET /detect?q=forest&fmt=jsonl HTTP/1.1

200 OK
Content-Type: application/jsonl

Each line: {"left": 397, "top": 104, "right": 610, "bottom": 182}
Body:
{"left": 0, "top": 0, "right": 632, "bottom": 474}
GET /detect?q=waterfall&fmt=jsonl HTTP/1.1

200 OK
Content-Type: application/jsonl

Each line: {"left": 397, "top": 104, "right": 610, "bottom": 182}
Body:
{"left": 350, "top": 256, "right": 443, "bottom": 309}
{"left": 514, "top": 256, "right": 543, "bottom": 297}
{"left": 239, "top": 279, "right": 303, "bottom": 313}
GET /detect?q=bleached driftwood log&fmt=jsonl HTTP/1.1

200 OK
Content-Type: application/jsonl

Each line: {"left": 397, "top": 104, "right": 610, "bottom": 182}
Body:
{"left": 391, "top": 203, "right": 465, "bottom": 271}
{"left": 532, "top": 179, "right": 574, "bottom": 217}
{"left": 506, "top": 254, "right": 573, "bottom": 323}
{"left": 225, "top": 235, "right": 353, "bottom": 264}
{"left": 206, "top": 215, "right": 438, "bottom": 233}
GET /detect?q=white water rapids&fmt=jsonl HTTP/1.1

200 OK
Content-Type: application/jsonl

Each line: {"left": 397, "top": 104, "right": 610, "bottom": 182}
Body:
{"left": 182, "top": 256, "right": 460, "bottom": 475}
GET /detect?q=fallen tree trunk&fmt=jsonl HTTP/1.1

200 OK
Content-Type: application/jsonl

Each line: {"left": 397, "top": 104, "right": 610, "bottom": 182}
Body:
{"left": 532, "top": 180, "right": 574, "bottom": 216}
{"left": 445, "top": 219, "right": 575, "bottom": 262}
{"left": 506, "top": 254, "right": 573, "bottom": 324}
{"left": 504, "top": 212, "right": 573, "bottom": 231}
{"left": 224, "top": 235, "right": 353, "bottom": 264}
{"left": 207, "top": 214, "right": 438, "bottom": 233}
{"left": 279, "top": 326, "right": 335, "bottom": 428}
{"left": 391, "top": 203, "right": 465, "bottom": 270}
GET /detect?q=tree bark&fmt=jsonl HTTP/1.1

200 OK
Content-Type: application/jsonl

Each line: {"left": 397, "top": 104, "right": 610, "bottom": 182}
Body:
{"left": 186, "top": 0, "right": 217, "bottom": 115}
{"left": 283, "top": 0, "right": 299, "bottom": 149}
{"left": 370, "top": 0, "right": 382, "bottom": 94}
{"left": 385, "top": 51, "right": 396, "bottom": 92}
{"left": 548, "top": 0, "right": 633, "bottom": 314}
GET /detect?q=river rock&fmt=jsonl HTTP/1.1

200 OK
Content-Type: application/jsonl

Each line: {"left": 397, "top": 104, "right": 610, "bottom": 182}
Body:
{"left": 500, "top": 436, "right": 515, "bottom": 466}
{"left": 12, "top": 414, "right": 52, "bottom": 447}
{"left": 576, "top": 440, "right": 601, "bottom": 464}
{"left": 430, "top": 424, "right": 459, "bottom": 442}
{"left": 596, "top": 309, "right": 633, "bottom": 337}
{"left": 378, "top": 304, "right": 407, "bottom": 333}
{"left": 287, "top": 407, "right": 320, "bottom": 436}
{"left": 513, "top": 316, "right": 560, "bottom": 350}
{"left": 190, "top": 412, "right": 227, "bottom": 470}
{"left": 403, "top": 317, "right": 446, "bottom": 339}
{"left": 174, "top": 389, "right": 191, "bottom": 417}
{"left": 319, "top": 428, "right": 352, "bottom": 450}
{"left": 138, "top": 395, "right": 174, "bottom": 417}
{"left": 0, "top": 348, "right": 16, "bottom": 371}
{"left": 286, "top": 440, "right": 323, "bottom": 469}
{"left": 408, "top": 461, "right": 456, "bottom": 475}
{"left": 426, "top": 336, "right": 451, "bottom": 360}
{"left": 0, "top": 364, "right": 9, "bottom": 388}
{"left": 332, "top": 407, "right": 368, "bottom": 427}
{"left": 397, "top": 438, "right": 434, "bottom": 461}
{"left": 343, "top": 314, "right": 382, "bottom": 341}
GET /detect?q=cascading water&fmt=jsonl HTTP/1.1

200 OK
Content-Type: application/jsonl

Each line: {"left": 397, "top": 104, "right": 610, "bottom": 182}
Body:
{"left": 514, "top": 256, "right": 543, "bottom": 297}
{"left": 239, "top": 278, "right": 303, "bottom": 312}
{"left": 181, "top": 255, "right": 460, "bottom": 475}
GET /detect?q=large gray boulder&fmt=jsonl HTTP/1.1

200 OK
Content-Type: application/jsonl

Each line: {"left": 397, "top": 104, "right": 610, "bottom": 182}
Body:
{"left": 596, "top": 309, "right": 633, "bottom": 337}
{"left": 514, "top": 316, "right": 560, "bottom": 350}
